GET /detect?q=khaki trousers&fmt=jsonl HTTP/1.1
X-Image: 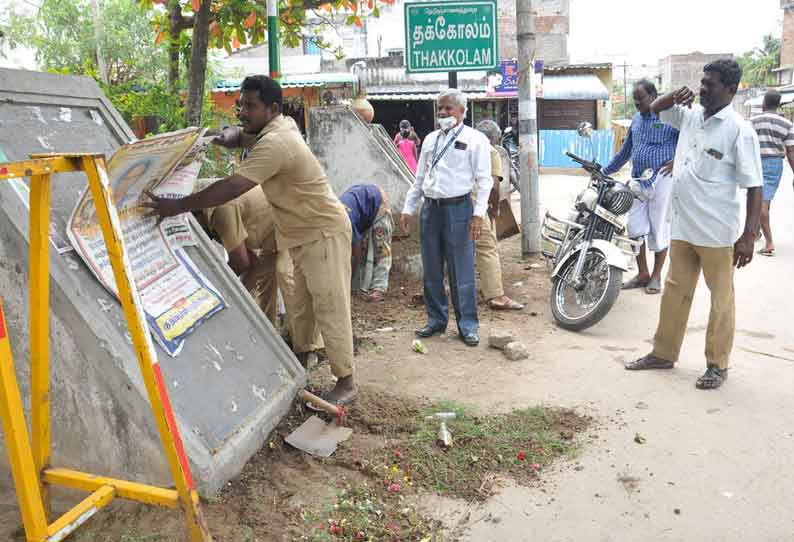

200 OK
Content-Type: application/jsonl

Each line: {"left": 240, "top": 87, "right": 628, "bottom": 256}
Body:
{"left": 288, "top": 231, "right": 354, "bottom": 379}
{"left": 475, "top": 216, "right": 504, "bottom": 300}
{"left": 276, "top": 250, "right": 324, "bottom": 352}
{"left": 652, "top": 240, "right": 735, "bottom": 370}
{"left": 242, "top": 250, "right": 278, "bottom": 325}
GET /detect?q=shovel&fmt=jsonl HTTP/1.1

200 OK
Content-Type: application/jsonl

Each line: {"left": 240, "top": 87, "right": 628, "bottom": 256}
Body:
{"left": 284, "top": 390, "right": 353, "bottom": 457}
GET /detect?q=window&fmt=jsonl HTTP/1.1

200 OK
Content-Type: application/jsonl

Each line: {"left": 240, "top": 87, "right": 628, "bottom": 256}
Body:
{"left": 304, "top": 38, "right": 322, "bottom": 56}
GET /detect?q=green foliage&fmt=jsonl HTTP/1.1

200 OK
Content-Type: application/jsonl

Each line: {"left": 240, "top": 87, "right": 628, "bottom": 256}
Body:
{"left": 3, "top": 0, "right": 167, "bottom": 85}
{"left": 737, "top": 34, "right": 781, "bottom": 87}
{"left": 612, "top": 81, "right": 635, "bottom": 120}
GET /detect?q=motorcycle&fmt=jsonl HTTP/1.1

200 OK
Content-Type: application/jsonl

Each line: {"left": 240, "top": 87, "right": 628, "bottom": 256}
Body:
{"left": 540, "top": 124, "right": 650, "bottom": 331}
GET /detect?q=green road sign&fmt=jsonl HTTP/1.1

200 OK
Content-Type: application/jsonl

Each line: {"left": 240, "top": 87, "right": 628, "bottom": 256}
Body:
{"left": 405, "top": 1, "right": 498, "bottom": 73}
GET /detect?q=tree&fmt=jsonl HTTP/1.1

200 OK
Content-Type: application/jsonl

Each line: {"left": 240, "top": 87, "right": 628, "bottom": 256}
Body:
{"left": 3, "top": 0, "right": 167, "bottom": 86}
{"left": 143, "top": 0, "right": 395, "bottom": 125}
{"left": 737, "top": 34, "right": 781, "bottom": 87}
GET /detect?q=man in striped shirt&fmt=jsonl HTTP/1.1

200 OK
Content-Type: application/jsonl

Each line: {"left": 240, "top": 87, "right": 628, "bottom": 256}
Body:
{"left": 750, "top": 90, "right": 794, "bottom": 256}
{"left": 603, "top": 79, "right": 679, "bottom": 294}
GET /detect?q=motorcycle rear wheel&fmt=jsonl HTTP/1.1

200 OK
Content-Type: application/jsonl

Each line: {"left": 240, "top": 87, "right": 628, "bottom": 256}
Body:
{"left": 550, "top": 248, "right": 623, "bottom": 331}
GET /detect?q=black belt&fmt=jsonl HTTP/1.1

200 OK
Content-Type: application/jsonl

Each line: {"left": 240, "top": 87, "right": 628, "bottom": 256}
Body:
{"left": 425, "top": 193, "right": 470, "bottom": 206}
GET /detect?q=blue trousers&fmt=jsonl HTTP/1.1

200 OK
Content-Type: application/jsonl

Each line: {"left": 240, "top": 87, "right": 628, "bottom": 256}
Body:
{"left": 420, "top": 196, "right": 478, "bottom": 336}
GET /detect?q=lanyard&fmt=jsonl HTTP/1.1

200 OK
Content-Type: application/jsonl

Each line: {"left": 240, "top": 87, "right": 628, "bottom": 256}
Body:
{"left": 430, "top": 124, "right": 464, "bottom": 170}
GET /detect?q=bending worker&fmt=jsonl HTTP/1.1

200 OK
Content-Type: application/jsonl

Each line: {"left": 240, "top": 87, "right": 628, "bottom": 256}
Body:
{"left": 341, "top": 183, "right": 394, "bottom": 302}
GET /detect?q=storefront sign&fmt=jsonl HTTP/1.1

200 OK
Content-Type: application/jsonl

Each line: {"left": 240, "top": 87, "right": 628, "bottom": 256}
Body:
{"left": 405, "top": 1, "right": 498, "bottom": 73}
{"left": 487, "top": 59, "right": 519, "bottom": 95}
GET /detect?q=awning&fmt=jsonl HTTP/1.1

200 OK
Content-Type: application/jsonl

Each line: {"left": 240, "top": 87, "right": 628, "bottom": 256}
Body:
{"left": 213, "top": 73, "right": 357, "bottom": 92}
{"left": 368, "top": 91, "right": 491, "bottom": 101}
{"left": 541, "top": 74, "right": 610, "bottom": 101}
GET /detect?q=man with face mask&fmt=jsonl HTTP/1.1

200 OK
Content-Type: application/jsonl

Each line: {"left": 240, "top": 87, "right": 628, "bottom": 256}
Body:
{"left": 143, "top": 75, "right": 357, "bottom": 405}
{"left": 625, "top": 60, "right": 763, "bottom": 390}
{"left": 400, "top": 89, "right": 493, "bottom": 347}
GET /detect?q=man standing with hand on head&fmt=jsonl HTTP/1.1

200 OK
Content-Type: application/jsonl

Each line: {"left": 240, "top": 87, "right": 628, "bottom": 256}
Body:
{"left": 400, "top": 88, "right": 493, "bottom": 347}
{"left": 625, "top": 60, "right": 762, "bottom": 390}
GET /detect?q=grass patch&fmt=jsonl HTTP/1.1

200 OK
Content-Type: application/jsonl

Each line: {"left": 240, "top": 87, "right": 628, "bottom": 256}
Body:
{"left": 356, "top": 400, "right": 587, "bottom": 502}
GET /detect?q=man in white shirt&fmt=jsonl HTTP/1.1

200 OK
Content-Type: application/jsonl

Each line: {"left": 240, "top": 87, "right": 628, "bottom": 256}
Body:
{"left": 400, "top": 89, "right": 493, "bottom": 346}
{"left": 625, "top": 59, "right": 763, "bottom": 390}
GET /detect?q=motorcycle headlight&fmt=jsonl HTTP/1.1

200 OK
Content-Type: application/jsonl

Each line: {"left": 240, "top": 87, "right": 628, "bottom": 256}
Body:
{"left": 575, "top": 188, "right": 598, "bottom": 212}
{"left": 603, "top": 185, "right": 634, "bottom": 216}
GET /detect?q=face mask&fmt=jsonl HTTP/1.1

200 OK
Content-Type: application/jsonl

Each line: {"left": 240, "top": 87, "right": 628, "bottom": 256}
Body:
{"left": 438, "top": 116, "right": 457, "bottom": 131}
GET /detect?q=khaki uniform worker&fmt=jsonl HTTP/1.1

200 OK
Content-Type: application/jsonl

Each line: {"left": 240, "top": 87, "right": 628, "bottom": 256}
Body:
{"left": 474, "top": 120, "right": 524, "bottom": 311}
{"left": 144, "top": 75, "right": 356, "bottom": 404}
{"left": 203, "top": 186, "right": 279, "bottom": 323}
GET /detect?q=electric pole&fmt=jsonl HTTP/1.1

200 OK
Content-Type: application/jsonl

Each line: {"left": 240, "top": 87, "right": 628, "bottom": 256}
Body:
{"left": 516, "top": 0, "right": 540, "bottom": 256}
{"left": 267, "top": 0, "right": 281, "bottom": 80}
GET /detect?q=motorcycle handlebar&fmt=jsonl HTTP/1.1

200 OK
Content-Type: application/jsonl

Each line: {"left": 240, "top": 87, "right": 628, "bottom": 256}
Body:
{"left": 565, "top": 151, "right": 590, "bottom": 166}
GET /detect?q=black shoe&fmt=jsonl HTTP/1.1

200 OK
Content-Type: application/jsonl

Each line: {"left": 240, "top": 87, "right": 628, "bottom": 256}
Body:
{"left": 462, "top": 333, "right": 479, "bottom": 347}
{"left": 415, "top": 325, "right": 446, "bottom": 338}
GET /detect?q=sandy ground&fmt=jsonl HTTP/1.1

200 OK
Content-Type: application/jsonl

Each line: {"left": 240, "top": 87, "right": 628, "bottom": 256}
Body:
{"left": 1, "top": 171, "right": 793, "bottom": 541}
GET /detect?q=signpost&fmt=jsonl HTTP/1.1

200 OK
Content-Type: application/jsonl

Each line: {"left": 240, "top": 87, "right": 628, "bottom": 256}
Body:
{"left": 404, "top": 1, "right": 498, "bottom": 74}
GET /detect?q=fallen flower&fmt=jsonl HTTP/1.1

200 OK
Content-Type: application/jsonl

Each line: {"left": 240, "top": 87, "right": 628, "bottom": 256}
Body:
{"left": 531, "top": 463, "right": 541, "bottom": 471}
{"left": 387, "top": 483, "right": 402, "bottom": 493}
{"left": 328, "top": 522, "right": 343, "bottom": 535}
{"left": 517, "top": 452, "right": 526, "bottom": 461}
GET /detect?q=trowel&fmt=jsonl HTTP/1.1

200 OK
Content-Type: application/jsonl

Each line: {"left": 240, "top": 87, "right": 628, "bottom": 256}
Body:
{"left": 285, "top": 390, "right": 352, "bottom": 457}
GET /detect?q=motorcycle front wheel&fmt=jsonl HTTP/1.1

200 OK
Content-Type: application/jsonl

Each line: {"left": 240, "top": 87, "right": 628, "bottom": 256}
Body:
{"left": 550, "top": 248, "right": 623, "bottom": 331}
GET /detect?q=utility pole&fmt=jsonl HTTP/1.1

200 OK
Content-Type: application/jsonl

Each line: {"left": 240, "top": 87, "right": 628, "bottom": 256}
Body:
{"left": 267, "top": 0, "right": 281, "bottom": 80}
{"left": 516, "top": 0, "right": 540, "bottom": 256}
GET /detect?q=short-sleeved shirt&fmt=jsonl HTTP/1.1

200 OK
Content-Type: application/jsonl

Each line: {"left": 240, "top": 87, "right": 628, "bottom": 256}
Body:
{"left": 204, "top": 186, "right": 275, "bottom": 253}
{"left": 489, "top": 146, "right": 503, "bottom": 179}
{"left": 339, "top": 184, "right": 383, "bottom": 244}
{"left": 660, "top": 104, "right": 763, "bottom": 247}
{"left": 602, "top": 111, "right": 679, "bottom": 182}
{"left": 235, "top": 114, "right": 351, "bottom": 249}
{"left": 750, "top": 112, "right": 794, "bottom": 158}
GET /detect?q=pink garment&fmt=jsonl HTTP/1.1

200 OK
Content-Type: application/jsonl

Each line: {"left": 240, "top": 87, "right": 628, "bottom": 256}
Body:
{"left": 397, "top": 138, "right": 418, "bottom": 174}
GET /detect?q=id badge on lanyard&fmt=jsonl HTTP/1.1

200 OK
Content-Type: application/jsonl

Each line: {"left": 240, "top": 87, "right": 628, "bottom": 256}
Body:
{"left": 425, "top": 126, "right": 463, "bottom": 191}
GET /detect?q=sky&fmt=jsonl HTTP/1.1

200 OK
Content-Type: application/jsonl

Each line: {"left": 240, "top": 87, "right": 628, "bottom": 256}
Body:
{"left": 568, "top": 0, "right": 783, "bottom": 66}
{"left": 1, "top": 0, "right": 786, "bottom": 71}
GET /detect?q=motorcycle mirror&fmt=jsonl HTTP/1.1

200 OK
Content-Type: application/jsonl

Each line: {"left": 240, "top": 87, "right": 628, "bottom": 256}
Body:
{"left": 577, "top": 121, "right": 593, "bottom": 138}
{"left": 640, "top": 169, "right": 654, "bottom": 181}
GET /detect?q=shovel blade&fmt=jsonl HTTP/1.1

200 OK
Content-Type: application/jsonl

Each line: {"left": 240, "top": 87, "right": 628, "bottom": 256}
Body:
{"left": 285, "top": 415, "right": 352, "bottom": 457}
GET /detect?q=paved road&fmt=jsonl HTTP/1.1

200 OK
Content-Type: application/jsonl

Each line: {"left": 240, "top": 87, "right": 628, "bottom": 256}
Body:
{"left": 430, "top": 172, "right": 794, "bottom": 542}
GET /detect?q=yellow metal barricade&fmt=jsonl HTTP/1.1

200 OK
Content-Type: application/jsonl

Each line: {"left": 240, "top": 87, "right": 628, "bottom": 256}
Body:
{"left": 0, "top": 154, "right": 212, "bottom": 542}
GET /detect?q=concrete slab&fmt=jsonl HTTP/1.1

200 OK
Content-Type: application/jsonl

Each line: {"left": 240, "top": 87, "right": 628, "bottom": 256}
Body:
{"left": 308, "top": 106, "right": 414, "bottom": 215}
{"left": 0, "top": 68, "right": 304, "bottom": 496}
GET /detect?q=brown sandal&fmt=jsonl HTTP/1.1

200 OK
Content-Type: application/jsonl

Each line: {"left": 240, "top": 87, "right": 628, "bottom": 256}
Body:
{"left": 487, "top": 298, "right": 525, "bottom": 311}
{"left": 624, "top": 354, "right": 675, "bottom": 370}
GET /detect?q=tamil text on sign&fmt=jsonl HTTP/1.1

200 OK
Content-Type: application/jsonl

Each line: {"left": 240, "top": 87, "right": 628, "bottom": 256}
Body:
{"left": 405, "top": 1, "right": 498, "bottom": 73}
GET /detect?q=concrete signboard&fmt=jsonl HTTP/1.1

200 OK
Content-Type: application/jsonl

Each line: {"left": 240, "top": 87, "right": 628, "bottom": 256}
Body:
{"left": 405, "top": 0, "right": 498, "bottom": 73}
{"left": 0, "top": 68, "right": 304, "bottom": 496}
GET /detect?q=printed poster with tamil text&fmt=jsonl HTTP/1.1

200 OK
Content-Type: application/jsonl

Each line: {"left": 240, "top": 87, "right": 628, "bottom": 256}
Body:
{"left": 67, "top": 128, "right": 225, "bottom": 356}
